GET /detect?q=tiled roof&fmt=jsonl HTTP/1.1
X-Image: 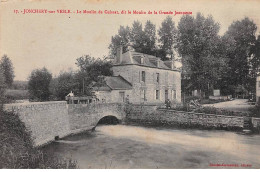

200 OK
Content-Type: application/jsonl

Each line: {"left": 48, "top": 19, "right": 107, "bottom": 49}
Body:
{"left": 113, "top": 50, "right": 179, "bottom": 71}
{"left": 105, "top": 76, "right": 132, "bottom": 90}
{"left": 92, "top": 76, "right": 132, "bottom": 91}
{"left": 91, "top": 86, "right": 111, "bottom": 91}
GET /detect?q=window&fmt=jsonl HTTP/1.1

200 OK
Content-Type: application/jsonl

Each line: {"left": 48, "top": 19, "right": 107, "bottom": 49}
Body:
{"left": 172, "top": 90, "right": 177, "bottom": 99}
{"left": 141, "top": 71, "right": 145, "bottom": 82}
{"left": 156, "top": 90, "right": 160, "bottom": 100}
{"left": 119, "top": 92, "right": 125, "bottom": 102}
{"left": 141, "top": 89, "right": 146, "bottom": 101}
{"left": 165, "top": 90, "right": 168, "bottom": 101}
{"left": 156, "top": 73, "right": 160, "bottom": 83}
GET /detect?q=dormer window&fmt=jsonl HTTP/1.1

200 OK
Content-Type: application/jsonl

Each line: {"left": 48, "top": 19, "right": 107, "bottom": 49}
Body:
{"left": 156, "top": 60, "right": 160, "bottom": 67}
{"left": 141, "top": 57, "right": 144, "bottom": 64}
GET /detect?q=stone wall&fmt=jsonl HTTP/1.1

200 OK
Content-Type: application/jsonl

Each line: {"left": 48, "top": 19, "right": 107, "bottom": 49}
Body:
{"left": 67, "top": 103, "right": 126, "bottom": 133}
{"left": 126, "top": 105, "right": 245, "bottom": 129}
{"left": 4, "top": 101, "right": 70, "bottom": 146}
{"left": 112, "top": 65, "right": 181, "bottom": 104}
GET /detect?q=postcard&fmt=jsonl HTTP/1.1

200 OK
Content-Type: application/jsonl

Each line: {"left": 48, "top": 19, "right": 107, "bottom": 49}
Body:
{"left": 0, "top": 0, "right": 260, "bottom": 169}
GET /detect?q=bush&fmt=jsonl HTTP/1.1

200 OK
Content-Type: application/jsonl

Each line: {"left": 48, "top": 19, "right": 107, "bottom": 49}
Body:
{"left": 173, "top": 104, "right": 193, "bottom": 112}
{"left": 0, "top": 108, "right": 77, "bottom": 169}
{"left": 183, "top": 96, "right": 200, "bottom": 103}
{"left": 28, "top": 68, "right": 52, "bottom": 102}
{"left": 249, "top": 104, "right": 260, "bottom": 117}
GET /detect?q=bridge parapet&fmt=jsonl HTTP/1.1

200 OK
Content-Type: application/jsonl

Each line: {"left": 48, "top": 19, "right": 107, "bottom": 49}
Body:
{"left": 3, "top": 102, "right": 126, "bottom": 146}
{"left": 68, "top": 103, "right": 126, "bottom": 132}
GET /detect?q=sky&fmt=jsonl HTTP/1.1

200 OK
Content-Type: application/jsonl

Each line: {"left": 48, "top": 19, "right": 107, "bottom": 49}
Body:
{"left": 1, "top": 0, "right": 260, "bottom": 81}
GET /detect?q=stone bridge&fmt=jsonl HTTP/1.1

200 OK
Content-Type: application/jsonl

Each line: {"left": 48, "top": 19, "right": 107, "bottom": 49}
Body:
{"left": 4, "top": 101, "right": 126, "bottom": 147}
{"left": 68, "top": 103, "right": 126, "bottom": 132}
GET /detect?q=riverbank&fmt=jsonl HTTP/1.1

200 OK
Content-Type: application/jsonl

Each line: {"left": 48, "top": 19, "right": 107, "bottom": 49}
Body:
{"left": 125, "top": 104, "right": 260, "bottom": 133}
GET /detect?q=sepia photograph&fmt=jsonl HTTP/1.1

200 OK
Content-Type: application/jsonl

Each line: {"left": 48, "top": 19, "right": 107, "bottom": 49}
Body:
{"left": 0, "top": 0, "right": 260, "bottom": 169}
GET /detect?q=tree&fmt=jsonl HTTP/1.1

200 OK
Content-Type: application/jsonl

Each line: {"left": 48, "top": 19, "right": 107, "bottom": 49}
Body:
{"left": 158, "top": 16, "right": 177, "bottom": 60}
{"left": 222, "top": 17, "right": 257, "bottom": 96}
{"left": 142, "top": 20, "right": 157, "bottom": 55}
{"left": 130, "top": 21, "right": 146, "bottom": 53}
{"left": 251, "top": 35, "right": 260, "bottom": 75}
{"left": 75, "top": 55, "right": 113, "bottom": 95}
{"left": 0, "top": 67, "right": 6, "bottom": 105}
{"left": 0, "top": 55, "right": 15, "bottom": 87}
{"left": 28, "top": 67, "right": 52, "bottom": 101}
{"left": 109, "top": 20, "right": 158, "bottom": 57}
{"left": 108, "top": 26, "right": 131, "bottom": 57}
{"left": 177, "top": 13, "right": 225, "bottom": 97}
{"left": 49, "top": 71, "right": 78, "bottom": 100}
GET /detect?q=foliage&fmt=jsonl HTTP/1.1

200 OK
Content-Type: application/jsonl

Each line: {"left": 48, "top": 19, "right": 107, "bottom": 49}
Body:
{"left": 130, "top": 21, "right": 147, "bottom": 53}
{"left": 158, "top": 16, "right": 177, "bottom": 60}
{"left": 250, "top": 35, "right": 260, "bottom": 75}
{"left": 0, "top": 55, "right": 15, "bottom": 87}
{"left": 49, "top": 71, "right": 77, "bottom": 100}
{"left": 28, "top": 67, "right": 52, "bottom": 101}
{"left": 183, "top": 96, "right": 201, "bottom": 103}
{"left": 108, "top": 17, "right": 175, "bottom": 61}
{"left": 75, "top": 55, "right": 113, "bottom": 95}
{"left": 0, "top": 67, "right": 6, "bottom": 105}
{"left": 221, "top": 17, "right": 257, "bottom": 96}
{"left": 5, "top": 89, "right": 29, "bottom": 102}
{"left": 143, "top": 20, "right": 157, "bottom": 55}
{"left": 11, "top": 81, "right": 28, "bottom": 90}
{"left": 0, "top": 108, "right": 77, "bottom": 169}
{"left": 177, "top": 13, "right": 227, "bottom": 97}
{"left": 249, "top": 104, "right": 260, "bottom": 117}
{"left": 108, "top": 25, "right": 131, "bottom": 57}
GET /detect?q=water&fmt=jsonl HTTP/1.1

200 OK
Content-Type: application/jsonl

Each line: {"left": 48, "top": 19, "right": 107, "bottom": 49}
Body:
{"left": 42, "top": 125, "right": 260, "bottom": 168}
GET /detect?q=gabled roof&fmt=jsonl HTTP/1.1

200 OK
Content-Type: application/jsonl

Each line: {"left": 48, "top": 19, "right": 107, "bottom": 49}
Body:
{"left": 105, "top": 76, "right": 132, "bottom": 90}
{"left": 92, "top": 76, "right": 132, "bottom": 91}
{"left": 113, "top": 50, "right": 179, "bottom": 71}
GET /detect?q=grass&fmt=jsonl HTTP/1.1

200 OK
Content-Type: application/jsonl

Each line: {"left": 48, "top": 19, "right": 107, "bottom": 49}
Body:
{"left": 0, "top": 108, "right": 77, "bottom": 169}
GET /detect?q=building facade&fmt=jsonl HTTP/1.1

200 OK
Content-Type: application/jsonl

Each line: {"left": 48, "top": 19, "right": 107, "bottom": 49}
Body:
{"left": 257, "top": 75, "right": 260, "bottom": 104}
{"left": 93, "top": 46, "right": 181, "bottom": 105}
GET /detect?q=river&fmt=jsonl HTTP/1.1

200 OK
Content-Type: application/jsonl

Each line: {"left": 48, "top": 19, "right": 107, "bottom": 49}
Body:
{"left": 42, "top": 125, "right": 260, "bottom": 169}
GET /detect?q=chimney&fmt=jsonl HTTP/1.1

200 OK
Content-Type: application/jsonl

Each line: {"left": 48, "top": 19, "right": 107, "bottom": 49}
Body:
{"left": 171, "top": 60, "right": 175, "bottom": 70}
{"left": 116, "top": 45, "right": 123, "bottom": 63}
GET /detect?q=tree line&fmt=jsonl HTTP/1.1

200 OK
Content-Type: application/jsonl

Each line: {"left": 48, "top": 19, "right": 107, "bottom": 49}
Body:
{"left": 109, "top": 13, "right": 260, "bottom": 98}
{"left": 1, "top": 12, "right": 260, "bottom": 102}
{"left": 28, "top": 55, "right": 112, "bottom": 101}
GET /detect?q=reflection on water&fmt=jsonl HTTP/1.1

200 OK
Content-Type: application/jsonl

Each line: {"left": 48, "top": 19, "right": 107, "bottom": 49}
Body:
{"left": 42, "top": 125, "right": 260, "bottom": 169}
